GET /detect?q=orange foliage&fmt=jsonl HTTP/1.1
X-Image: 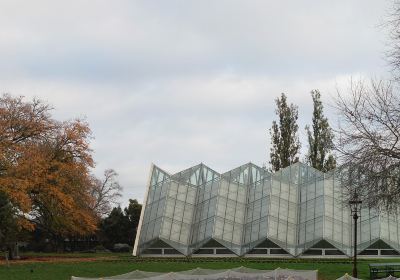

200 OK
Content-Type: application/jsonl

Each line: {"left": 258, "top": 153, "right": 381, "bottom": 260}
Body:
{"left": 0, "top": 94, "right": 98, "bottom": 236}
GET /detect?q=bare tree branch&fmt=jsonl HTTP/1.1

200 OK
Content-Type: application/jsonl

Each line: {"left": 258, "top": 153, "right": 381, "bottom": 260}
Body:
{"left": 90, "top": 169, "right": 122, "bottom": 216}
{"left": 335, "top": 79, "right": 400, "bottom": 212}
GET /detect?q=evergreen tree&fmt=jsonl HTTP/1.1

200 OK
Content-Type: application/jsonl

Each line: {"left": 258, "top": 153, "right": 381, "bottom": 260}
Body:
{"left": 100, "top": 206, "right": 129, "bottom": 247}
{"left": 124, "top": 199, "right": 142, "bottom": 245}
{"left": 305, "top": 90, "right": 336, "bottom": 172}
{"left": 269, "top": 93, "right": 300, "bottom": 171}
{"left": 99, "top": 199, "right": 142, "bottom": 248}
{"left": 0, "top": 191, "right": 19, "bottom": 258}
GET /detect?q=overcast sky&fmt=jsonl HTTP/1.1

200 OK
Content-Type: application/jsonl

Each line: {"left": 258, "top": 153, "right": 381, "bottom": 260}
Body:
{"left": 0, "top": 0, "right": 394, "bottom": 206}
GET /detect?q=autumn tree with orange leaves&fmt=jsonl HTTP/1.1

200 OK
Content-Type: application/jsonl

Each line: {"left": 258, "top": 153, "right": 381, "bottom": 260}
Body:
{"left": 0, "top": 94, "right": 114, "bottom": 252}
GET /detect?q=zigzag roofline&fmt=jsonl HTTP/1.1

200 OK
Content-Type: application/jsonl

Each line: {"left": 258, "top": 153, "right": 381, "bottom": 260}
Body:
{"left": 153, "top": 161, "right": 331, "bottom": 176}
{"left": 152, "top": 161, "right": 329, "bottom": 185}
{"left": 136, "top": 161, "right": 400, "bottom": 258}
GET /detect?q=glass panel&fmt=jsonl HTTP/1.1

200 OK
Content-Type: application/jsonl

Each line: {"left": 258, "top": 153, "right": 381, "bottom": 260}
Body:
{"left": 280, "top": 182, "right": 289, "bottom": 200}
{"left": 168, "top": 182, "right": 178, "bottom": 198}
{"left": 165, "top": 199, "right": 175, "bottom": 217}
{"left": 316, "top": 180, "right": 324, "bottom": 197}
{"left": 214, "top": 217, "right": 224, "bottom": 237}
{"left": 237, "top": 185, "right": 246, "bottom": 203}
{"left": 170, "top": 221, "right": 181, "bottom": 242}
{"left": 187, "top": 187, "right": 196, "bottom": 204}
{"left": 176, "top": 184, "right": 187, "bottom": 201}
{"left": 228, "top": 183, "right": 238, "bottom": 201}
{"left": 216, "top": 197, "right": 227, "bottom": 217}
{"left": 223, "top": 221, "right": 234, "bottom": 241}
{"left": 219, "top": 180, "right": 229, "bottom": 197}
{"left": 232, "top": 224, "right": 242, "bottom": 244}
{"left": 183, "top": 205, "right": 193, "bottom": 224}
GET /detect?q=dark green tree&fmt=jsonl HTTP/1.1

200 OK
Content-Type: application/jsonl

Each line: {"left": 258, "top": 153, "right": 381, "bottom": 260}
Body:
{"left": 99, "top": 199, "right": 142, "bottom": 248}
{"left": 100, "top": 206, "right": 129, "bottom": 247}
{"left": 0, "top": 191, "right": 19, "bottom": 258}
{"left": 269, "top": 93, "right": 300, "bottom": 171}
{"left": 124, "top": 199, "right": 142, "bottom": 245}
{"left": 305, "top": 90, "right": 336, "bottom": 172}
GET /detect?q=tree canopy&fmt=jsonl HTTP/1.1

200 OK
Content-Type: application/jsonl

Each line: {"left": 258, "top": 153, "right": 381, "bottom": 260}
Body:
{"left": 0, "top": 94, "right": 123, "bottom": 247}
{"left": 305, "top": 90, "right": 336, "bottom": 172}
{"left": 335, "top": 80, "right": 400, "bottom": 210}
{"left": 269, "top": 93, "right": 300, "bottom": 172}
{"left": 100, "top": 199, "right": 142, "bottom": 247}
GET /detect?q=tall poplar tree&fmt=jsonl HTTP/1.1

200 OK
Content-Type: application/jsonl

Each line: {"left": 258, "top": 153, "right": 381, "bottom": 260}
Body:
{"left": 305, "top": 90, "right": 336, "bottom": 172}
{"left": 269, "top": 93, "right": 300, "bottom": 171}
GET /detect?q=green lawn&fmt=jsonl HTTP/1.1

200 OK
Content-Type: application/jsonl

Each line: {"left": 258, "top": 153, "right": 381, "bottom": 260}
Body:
{"left": 1, "top": 254, "right": 399, "bottom": 280}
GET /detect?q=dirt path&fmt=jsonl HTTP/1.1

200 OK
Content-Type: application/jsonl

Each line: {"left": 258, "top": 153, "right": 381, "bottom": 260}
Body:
{"left": 0, "top": 256, "right": 118, "bottom": 265}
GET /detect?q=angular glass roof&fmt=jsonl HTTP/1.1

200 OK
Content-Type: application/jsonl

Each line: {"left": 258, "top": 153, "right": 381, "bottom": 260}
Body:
{"left": 134, "top": 162, "right": 400, "bottom": 257}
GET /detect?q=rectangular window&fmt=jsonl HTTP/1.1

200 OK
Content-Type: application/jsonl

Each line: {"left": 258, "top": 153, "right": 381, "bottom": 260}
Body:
{"left": 195, "top": 248, "right": 214, "bottom": 254}
{"left": 270, "top": 248, "right": 288, "bottom": 254}
{"left": 248, "top": 249, "right": 268, "bottom": 254}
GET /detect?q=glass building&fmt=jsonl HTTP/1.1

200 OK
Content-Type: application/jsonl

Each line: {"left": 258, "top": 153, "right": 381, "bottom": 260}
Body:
{"left": 133, "top": 162, "right": 400, "bottom": 257}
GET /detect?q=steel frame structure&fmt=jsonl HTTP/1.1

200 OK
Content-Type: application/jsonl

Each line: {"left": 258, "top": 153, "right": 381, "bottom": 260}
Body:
{"left": 133, "top": 162, "right": 400, "bottom": 257}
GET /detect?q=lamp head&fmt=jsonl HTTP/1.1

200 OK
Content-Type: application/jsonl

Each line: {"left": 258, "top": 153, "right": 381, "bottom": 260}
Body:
{"left": 349, "top": 192, "right": 362, "bottom": 213}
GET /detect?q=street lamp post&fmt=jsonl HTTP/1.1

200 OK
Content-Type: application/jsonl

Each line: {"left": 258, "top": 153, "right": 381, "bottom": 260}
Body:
{"left": 349, "top": 193, "right": 362, "bottom": 278}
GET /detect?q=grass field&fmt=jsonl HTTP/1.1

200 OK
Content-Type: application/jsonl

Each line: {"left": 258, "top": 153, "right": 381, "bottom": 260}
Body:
{"left": 1, "top": 253, "right": 399, "bottom": 280}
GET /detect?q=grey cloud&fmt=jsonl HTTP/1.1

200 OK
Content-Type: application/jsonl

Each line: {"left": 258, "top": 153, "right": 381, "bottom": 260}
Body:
{"left": 0, "top": 0, "right": 390, "bottom": 82}
{"left": 0, "top": 0, "right": 393, "bottom": 205}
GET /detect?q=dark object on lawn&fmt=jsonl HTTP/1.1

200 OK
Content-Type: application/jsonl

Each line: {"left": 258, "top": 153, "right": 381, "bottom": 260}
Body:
{"left": 80, "top": 249, "right": 96, "bottom": 253}
{"left": 369, "top": 263, "right": 400, "bottom": 279}
{"left": 113, "top": 243, "right": 131, "bottom": 252}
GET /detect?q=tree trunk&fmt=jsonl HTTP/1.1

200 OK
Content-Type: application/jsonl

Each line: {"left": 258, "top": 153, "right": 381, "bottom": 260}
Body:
{"left": 7, "top": 244, "right": 16, "bottom": 260}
